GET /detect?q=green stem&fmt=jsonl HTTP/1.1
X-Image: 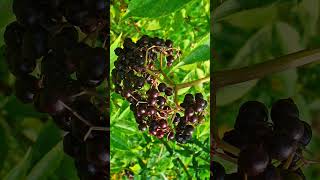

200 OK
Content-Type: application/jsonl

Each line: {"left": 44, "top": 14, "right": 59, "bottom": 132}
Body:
{"left": 175, "top": 76, "right": 210, "bottom": 90}
{"left": 176, "top": 157, "right": 192, "bottom": 179}
{"left": 215, "top": 151, "right": 238, "bottom": 164}
{"left": 283, "top": 152, "right": 294, "bottom": 169}
{"left": 214, "top": 48, "right": 320, "bottom": 89}
{"left": 218, "top": 140, "right": 241, "bottom": 156}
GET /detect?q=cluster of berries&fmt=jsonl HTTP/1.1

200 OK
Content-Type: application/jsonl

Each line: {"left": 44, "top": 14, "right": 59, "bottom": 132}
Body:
{"left": 212, "top": 98, "right": 311, "bottom": 180}
{"left": 112, "top": 36, "right": 207, "bottom": 143}
{"left": 4, "top": 1, "right": 108, "bottom": 180}
{"left": 12, "top": 0, "right": 106, "bottom": 34}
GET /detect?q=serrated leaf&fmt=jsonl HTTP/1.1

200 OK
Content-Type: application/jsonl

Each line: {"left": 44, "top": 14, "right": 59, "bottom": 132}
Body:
{"left": 27, "top": 141, "right": 64, "bottom": 180}
{"left": 217, "top": 80, "right": 258, "bottom": 106}
{"left": 126, "top": 0, "right": 192, "bottom": 18}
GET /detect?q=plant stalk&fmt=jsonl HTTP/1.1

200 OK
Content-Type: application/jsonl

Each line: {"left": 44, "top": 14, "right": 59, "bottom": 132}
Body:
{"left": 214, "top": 48, "right": 320, "bottom": 89}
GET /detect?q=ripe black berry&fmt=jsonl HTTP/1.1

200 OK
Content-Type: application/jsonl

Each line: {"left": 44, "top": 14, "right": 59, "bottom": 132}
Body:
{"left": 271, "top": 98, "right": 299, "bottom": 125}
{"left": 158, "top": 83, "right": 167, "bottom": 92}
{"left": 238, "top": 144, "right": 269, "bottom": 176}
{"left": 211, "top": 161, "right": 225, "bottom": 180}
{"left": 299, "top": 121, "right": 312, "bottom": 146}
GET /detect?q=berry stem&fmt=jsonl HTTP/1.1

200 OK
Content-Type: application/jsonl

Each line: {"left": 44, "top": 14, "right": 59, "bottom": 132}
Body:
{"left": 160, "top": 70, "right": 175, "bottom": 86}
{"left": 283, "top": 152, "right": 295, "bottom": 169}
{"left": 145, "top": 69, "right": 170, "bottom": 85}
{"left": 59, "top": 100, "right": 93, "bottom": 126}
{"left": 244, "top": 173, "right": 248, "bottom": 180}
{"left": 214, "top": 48, "right": 320, "bottom": 89}
{"left": 292, "top": 159, "right": 305, "bottom": 171}
{"left": 176, "top": 157, "right": 192, "bottom": 178}
{"left": 175, "top": 76, "right": 210, "bottom": 90}
{"left": 215, "top": 151, "right": 237, "bottom": 164}
{"left": 217, "top": 140, "right": 240, "bottom": 156}
{"left": 84, "top": 126, "right": 109, "bottom": 141}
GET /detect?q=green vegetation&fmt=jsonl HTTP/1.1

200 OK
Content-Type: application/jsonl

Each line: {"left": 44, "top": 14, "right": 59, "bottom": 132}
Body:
{"left": 110, "top": 0, "right": 210, "bottom": 179}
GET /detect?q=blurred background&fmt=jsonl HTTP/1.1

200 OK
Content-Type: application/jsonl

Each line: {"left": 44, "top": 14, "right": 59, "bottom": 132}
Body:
{"left": 213, "top": 0, "right": 320, "bottom": 178}
{"left": 110, "top": 0, "right": 210, "bottom": 179}
{"left": 0, "top": 0, "right": 106, "bottom": 179}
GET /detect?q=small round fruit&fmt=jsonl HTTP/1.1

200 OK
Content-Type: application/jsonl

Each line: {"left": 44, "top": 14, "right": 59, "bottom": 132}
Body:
{"left": 267, "top": 135, "right": 298, "bottom": 161}
{"left": 158, "top": 83, "right": 167, "bottom": 92}
{"left": 211, "top": 161, "right": 225, "bottom": 180}
{"left": 271, "top": 98, "right": 299, "bottom": 124}
{"left": 238, "top": 144, "right": 269, "bottom": 176}
{"left": 299, "top": 121, "right": 312, "bottom": 147}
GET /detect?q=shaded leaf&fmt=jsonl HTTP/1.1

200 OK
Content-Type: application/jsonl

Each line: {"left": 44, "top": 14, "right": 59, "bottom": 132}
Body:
{"left": 30, "top": 120, "right": 62, "bottom": 167}
{"left": 4, "top": 148, "right": 32, "bottom": 180}
{"left": 217, "top": 80, "right": 258, "bottom": 106}
{"left": 27, "top": 141, "right": 64, "bottom": 180}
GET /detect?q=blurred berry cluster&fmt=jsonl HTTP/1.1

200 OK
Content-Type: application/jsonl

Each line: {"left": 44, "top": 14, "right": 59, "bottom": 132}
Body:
{"left": 3, "top": 0, "right": 109, "bottom": 179}
{"left": 212, "top": 98, "right": 311, "bottom": 180}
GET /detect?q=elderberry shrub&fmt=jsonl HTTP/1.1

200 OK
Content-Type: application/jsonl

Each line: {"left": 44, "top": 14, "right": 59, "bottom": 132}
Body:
{"left": 211, "top": 98, "right": 312, "bottom": 180}
{"left": 112, "top": 36, "right": 208, "bottom": 144}
{"left": 4, "top": 1, "right": 108, "bottom": 179}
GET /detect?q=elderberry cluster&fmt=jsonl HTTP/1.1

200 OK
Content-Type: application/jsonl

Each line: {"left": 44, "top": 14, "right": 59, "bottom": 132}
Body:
{"left": 3, "top": 1, "right": 108, "bottom": 180}
{"left": 112, "top": 36, "right": 207, "bottom": 143}
{"left": 212, "top": 98, "right": 311, "bottom": 180}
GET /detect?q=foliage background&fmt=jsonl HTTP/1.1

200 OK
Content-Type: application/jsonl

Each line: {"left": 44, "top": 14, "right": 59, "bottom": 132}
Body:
{"left": 110, "top": 0, "right": 210, "bottom": 179}
{"left": 213, "top": 0, "right": 320, "bottom": 179}
{"left": 0, "top": 0, "right": 106, "bottom": 180}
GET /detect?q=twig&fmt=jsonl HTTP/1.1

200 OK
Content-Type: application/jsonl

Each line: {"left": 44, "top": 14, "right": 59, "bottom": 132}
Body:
{"left": 283, "top": 152, "right": 295, "bottom": 169}
{"left": 215, "top": 151, "right": 237, "bottom": 164}
{"left": 176, "top": 157, "right": 192, "bottom": 179}
{"left": 214, "top": 48, "right": 320, "bottom": 89}
{"left": 175, "top": 76, "right": 210, "bottom": 90}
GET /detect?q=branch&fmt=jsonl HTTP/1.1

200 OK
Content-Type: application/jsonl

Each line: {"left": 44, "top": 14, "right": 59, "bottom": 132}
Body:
{"left": 214, "top": 48, "right": 320, "bottom": 89}
{"left": 175, "top": 76, "right": 210, "bottom": 90}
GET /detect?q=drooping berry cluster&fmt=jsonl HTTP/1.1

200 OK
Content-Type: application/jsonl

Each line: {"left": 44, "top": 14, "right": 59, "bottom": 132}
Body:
{"left": 112, "top": 36, "right": 207, "bottom": 143}
{"left": 212, "top": 98, "right": 311, "bottom": 179}
{"left": 4, "top": 1, "right": 108, "bottom": 180}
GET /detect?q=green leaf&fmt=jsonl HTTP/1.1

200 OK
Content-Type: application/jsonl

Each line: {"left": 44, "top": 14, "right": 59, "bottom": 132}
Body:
{"left": 181, "top": 34, "right": 210, "bottom": 65}
{"left": 4, "top": 96, "right": 46, "bottom": 119}
{"left": 110, "top": 33, "right": 122, "bottom": 74}
{"left": 30, "top": 120, "right": 62, "bottom": 167}
{"left": 217, "top": 80, "right": 258, "bottom": 106}
{"left": 4, "top": 148, "right": 32, "bottom": 180}
{"left": 229, "top": 25, "right": 273, "bottom": 68}
{"left": 0, "top": 122, "right": 8, "bottom": 170}
{"left": 53, "top": 155, "right": 79, "bottom": 180}
{"left": 0, "top": 0, "right": 15, "bottom": 46}
{"left": 274, "top": 69, "right": 298, "bottom": 97}
{"left": 27, "top": 141, "right": 64, "bottom": 180}
{"left": 213, "top": 0, "right": 280, "bottom": 23}
{"left": 212, "top": 0, "right": 241, "bottom": 22}
{"left": 126, "top": 0, "right": 192, "bottom": 18}
{"left": 296, "top": 0, "right": 319, "bottom": 41}
{"left": 275, "top": 22, "right": 303, "bottom": 53}
{"left": 110, "top": 132, "right": 130, "bottom": 150}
